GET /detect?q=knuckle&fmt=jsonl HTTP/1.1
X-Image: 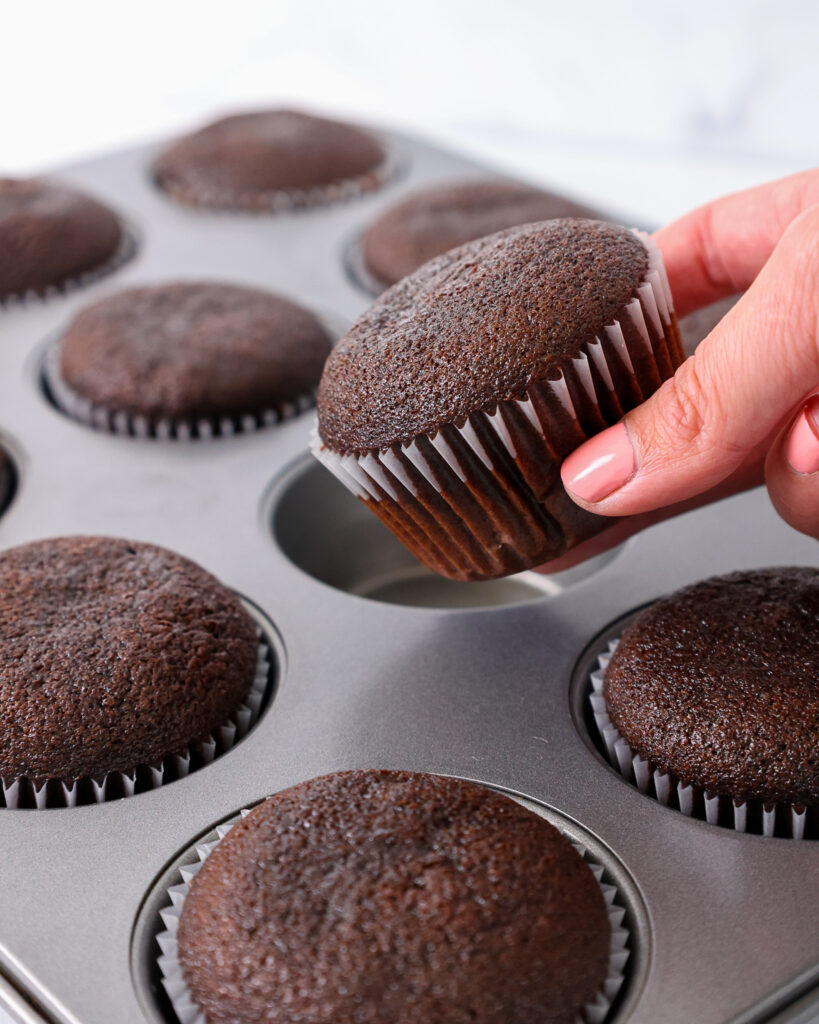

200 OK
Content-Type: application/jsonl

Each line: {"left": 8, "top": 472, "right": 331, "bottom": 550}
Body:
{"left": 647, "top": 360, "right": 741, "bottom": 461}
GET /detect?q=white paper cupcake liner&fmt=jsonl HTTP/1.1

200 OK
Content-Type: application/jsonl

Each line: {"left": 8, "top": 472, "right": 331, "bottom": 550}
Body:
{"left": 0, "top": 632, "right": 273, "bottom": 810}
{"left": 42, "top": 341, "right": 317, "bottom": 441}
{"left": 154, "top": 807, "right": 631, "bottom": 1024}
{"left": 154, "top": 138, "right": 401, "bottom": 214}
{"left": 0, "top": 222, "right": 137, "bottom": 311}
{"left": 312, "top": 231, "right": 683, "bottom": 580}
{"left": 589, "top": 640, "right": 815, "bottom": 840}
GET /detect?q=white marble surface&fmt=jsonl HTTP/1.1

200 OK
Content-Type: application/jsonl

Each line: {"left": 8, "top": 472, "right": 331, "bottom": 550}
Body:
{"left": 0, "top": 2, "right": 817, "bottom": 1022}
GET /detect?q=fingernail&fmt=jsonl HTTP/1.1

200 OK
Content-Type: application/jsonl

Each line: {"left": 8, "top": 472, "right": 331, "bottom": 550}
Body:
{"left": 561, "top": 423, "right": 636, "bottom": 503}
{"left": 785, "top": 396, "right": 819, "bottom": 475}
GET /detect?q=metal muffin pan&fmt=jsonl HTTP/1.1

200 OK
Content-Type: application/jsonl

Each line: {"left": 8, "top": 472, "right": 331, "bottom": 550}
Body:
{"left": 0, "top": 128, "right": 816, "bottom": 1024}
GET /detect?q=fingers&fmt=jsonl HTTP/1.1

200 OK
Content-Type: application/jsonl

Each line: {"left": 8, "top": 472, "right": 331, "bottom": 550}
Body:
{"left": 561, "top": 202, "right": 819, "bottom": 518}
{"left": 765, "top": 392, "right": 819, "bottom": 540}
{"left": 536, "top": 460, "right": 763, "bottom": 574}
{"left": 654, "top": 169, "right": 819, "bottom": 317}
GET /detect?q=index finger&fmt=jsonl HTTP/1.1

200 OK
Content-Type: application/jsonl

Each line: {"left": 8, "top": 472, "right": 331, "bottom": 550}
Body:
{"left": 653, "top": 168, "right": 819, "bottom": 318}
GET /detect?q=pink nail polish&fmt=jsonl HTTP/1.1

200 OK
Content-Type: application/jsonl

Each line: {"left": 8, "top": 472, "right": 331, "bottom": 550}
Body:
{"left": 561, "top": 423, "right": 636, "bottom": 503}
{"left": 785, "top": 397, "right": 819, "bottom": 475}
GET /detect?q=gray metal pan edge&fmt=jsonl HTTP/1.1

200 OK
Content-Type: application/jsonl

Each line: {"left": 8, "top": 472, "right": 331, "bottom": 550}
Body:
{"left": 0, "top": 131, "right": 817, "bottom": 1024}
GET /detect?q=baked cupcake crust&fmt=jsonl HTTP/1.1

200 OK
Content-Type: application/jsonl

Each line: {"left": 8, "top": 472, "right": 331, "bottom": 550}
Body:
{"left": 0, "top": 536, "right": 258, "bottom": 782}
{"left": 604, "top": 567, "right": 819, "bottom": 806}
{"left": 154, "top": 109, "right": 386, "bottom": 208}
{"left": 361, "top": 179, "right": 601, "bottom": 285}
{"left": 318, "top": 219, "right": 648, "bottom": 454}
{"left": 0, "top": 177, "right": 122, "bottom": 300}
{"left": 57, "top": 282, "right": 333, "bottom": 421}
{"left": 179, "top": 770, "right": 610, "bottom": 1024}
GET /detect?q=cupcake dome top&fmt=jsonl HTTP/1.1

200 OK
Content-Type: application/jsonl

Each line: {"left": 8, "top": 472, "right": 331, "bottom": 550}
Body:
{"left": 361, "top": 178, "right": 601, "bottom": 285}
{"left": 604, "top": 567, "right": 819, "bottom": 806}
{"left": 178, "top": 769, "right": 610, "bottom": 1024}
{"left": 318, "top": 218, "right": 648, "bottom": 454}
{"left": 0, "top": 536, "right": 258, "bottom": 782}
{"left": 57, "top": 282, "right": 333, "bottom": 421}
{"left": 154, "top": 109, "right": 386, "bottom": 207}
{"left": 0, "top": 177, "right": 122, "bottom": 300}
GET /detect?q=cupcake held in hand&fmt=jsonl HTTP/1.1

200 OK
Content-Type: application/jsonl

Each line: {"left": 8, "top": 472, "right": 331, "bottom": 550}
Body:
{"left": 314, "top": 218, "right": 683, "bottom": 581}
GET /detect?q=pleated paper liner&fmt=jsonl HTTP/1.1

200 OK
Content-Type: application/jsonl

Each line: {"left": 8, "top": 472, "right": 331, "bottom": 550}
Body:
{"left": 0, "top": 630, "right": 274, "bottom": 810}
{"left": 312, "top": 231, "right": 684, "bottom": 581}
{"left": 0, "top": 221, "right": 137, "bottom": 311}
{"left": 153, "top": 137, "right": 401, "bottom": 214}
{"left": 42, "top": 341, "right": 317, "bottom": 441}
{"left": 588, "top": 640, "right": 817, "bottom": 840}
{"left": 155, "top": 808, "right": 631, "bottom": 1024}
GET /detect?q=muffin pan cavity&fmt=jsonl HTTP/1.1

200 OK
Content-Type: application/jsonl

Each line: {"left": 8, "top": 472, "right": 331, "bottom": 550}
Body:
{"left": 131, "top": 788, "right": 649, "bottom": 1024}
{"left": 0, "top": 445, "right": 17, "bottom": 520}
{"left": 270, "top": 454, "right": 619, "bottom": 608}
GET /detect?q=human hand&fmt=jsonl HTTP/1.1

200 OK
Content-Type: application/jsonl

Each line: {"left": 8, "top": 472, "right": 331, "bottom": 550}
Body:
{"left": 550, "top": 170, "right": 819, "bottom": 568}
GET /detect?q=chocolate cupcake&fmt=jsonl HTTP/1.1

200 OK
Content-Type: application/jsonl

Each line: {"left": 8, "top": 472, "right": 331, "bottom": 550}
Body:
{"left": 0, "top": 536, "right": 265, "bottom": 808}
{"left": 0, "top": 177, "right": 125, "bottom": 301}
{"left": 47, "top": 282, "right": 334, "bottom": 438}
{"left": 360, "top": 179, "right": 601, "bottom": 287}
{"left": 154, "top": 109, "right": 390, "bottom": 211}
{"left": 314, "top": 218, "right": 683, "bottom": 581}
{"left": 175, "top": 770, "right": 612, "bottom": 1024}
{"left": 593, "top": 567, "right": 819, "bottom": 838}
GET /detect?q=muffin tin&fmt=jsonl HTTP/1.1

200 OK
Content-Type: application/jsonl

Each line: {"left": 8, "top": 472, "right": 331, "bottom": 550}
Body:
{"left": 0, "top": 126, "right": 817, "bottom": 1024}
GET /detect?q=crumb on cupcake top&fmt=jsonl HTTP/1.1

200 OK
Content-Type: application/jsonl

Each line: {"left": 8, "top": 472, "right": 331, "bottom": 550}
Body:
{"left": 318, "top": 218, "right": 648, "bottom": 454}
{"left": 0, "top": 177, "right": 122, "bottom": 300}
{"left": 0, "top": 536, "right": 258, "bottom": 782}
{"left": 179, "top": 769, "right": 610, "bottom": 1024}
{"left": 604, "top": 567, "right": 819, "bottom": 806}
{"left": 57, "top": 282, "right": 333, "bottom": 421}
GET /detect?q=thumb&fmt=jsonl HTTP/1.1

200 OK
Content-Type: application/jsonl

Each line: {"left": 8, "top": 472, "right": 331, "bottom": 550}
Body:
{"left": 561, "top": 203, "right": 819, "bottom": 518}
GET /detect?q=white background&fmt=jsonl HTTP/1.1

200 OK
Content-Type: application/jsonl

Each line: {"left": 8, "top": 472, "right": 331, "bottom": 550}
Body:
{"left": 2, "top": 0, "right": 817, "bottom": 226}
{"left": 0, "top": 3, "right": 817, "bottom": 1022}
